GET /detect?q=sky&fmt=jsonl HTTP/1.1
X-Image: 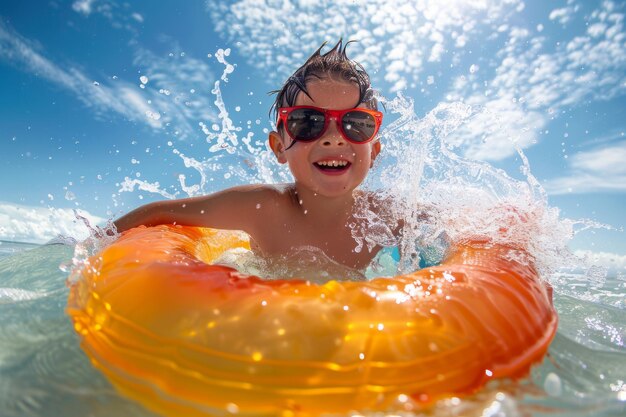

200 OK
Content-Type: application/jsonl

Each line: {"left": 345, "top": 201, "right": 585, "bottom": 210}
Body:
{"left": 0, "top": 0, "right": 625, "bottom": 265}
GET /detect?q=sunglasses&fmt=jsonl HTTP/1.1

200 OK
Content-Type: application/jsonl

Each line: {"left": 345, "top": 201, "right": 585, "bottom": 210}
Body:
{"left": 276, "top": 106, "right": 383, "bottom": 144}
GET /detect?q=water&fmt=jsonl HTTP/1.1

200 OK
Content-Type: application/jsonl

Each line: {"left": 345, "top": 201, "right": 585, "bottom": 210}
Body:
{"left": 0, "top": 242, "right": 623, "bottom": 416}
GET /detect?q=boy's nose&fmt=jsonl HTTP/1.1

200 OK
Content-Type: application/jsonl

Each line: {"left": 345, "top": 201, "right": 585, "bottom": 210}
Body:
{"left": 321, "top": 117, "right": 346, "bottom": 146}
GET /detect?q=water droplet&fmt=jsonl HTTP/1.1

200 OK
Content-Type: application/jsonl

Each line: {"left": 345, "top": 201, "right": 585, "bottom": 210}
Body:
{"left": 544, "top": 372, "right": 562, "bottom": 396}
{"left": 139, "top": 75, "right": 149, "bottom": 84}
{"left": 469, "top": 64, "right": 479, "bottom": 74}
{"left": 93, "top": 81, "right": 100, "bottom": 86}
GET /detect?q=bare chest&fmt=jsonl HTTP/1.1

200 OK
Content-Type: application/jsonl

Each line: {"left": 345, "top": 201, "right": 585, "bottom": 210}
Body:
{"left": 252, "top": 214, "right": 379, "bottom": 270}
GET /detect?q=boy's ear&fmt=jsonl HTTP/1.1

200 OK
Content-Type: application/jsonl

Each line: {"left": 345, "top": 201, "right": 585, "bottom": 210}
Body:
{"left": 269, "top": 131, "right": 287, "bottom": 164}
{"left": 370, "top": 141, "right": 381, "bottom": 167}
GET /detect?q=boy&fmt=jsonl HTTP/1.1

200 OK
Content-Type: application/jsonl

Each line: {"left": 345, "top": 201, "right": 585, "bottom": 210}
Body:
{"left": 114, "top": 40, "right": 395, "bottom": 271}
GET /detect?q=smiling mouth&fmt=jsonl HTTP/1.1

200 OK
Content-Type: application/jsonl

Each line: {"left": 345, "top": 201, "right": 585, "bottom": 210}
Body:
{"left": 313, "top": 160, "right": 352, "bottom": 173}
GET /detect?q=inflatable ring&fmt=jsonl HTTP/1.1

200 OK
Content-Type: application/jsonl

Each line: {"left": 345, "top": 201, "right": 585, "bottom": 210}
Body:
{"left": 67, "top": 225, "right": 557, "bottom": 416}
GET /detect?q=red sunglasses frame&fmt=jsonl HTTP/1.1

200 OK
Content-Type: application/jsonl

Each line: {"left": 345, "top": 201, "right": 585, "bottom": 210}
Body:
{"left": 276, "top": 106, "right": 383, "bottom": 144}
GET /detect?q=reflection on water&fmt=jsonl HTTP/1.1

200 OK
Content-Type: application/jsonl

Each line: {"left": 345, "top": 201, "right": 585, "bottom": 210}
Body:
{"left": 0, "top": 245, "right": 154, "bottom": 417}
{"left": 0, "top": 244, "right": 624, "bottom": 417}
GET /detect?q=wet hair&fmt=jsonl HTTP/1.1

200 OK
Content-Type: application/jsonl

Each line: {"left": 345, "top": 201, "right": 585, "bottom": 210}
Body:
{"left": 269, "top": 39, "right": 378, "bottom": 123}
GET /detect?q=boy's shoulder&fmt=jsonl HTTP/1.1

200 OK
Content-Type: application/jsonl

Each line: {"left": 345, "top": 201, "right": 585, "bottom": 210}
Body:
{"left": 226, "top": 183, "right": 293, "bottom": 198}
{"left": 221, "top": 183, "right": 296, "bottom": 210}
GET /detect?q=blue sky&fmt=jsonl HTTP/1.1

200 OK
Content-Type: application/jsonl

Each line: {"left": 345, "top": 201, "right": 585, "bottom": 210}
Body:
{"left": 0, "top": 0, "right": 625, "bottom": 264}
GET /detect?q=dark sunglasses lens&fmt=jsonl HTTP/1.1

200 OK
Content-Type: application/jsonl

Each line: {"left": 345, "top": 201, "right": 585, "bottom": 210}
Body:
{"left": 342, "top": 111, "right": 377, "bottom": 142}
{"left": 287, "top": 108, "right": 325, "bottom": 141}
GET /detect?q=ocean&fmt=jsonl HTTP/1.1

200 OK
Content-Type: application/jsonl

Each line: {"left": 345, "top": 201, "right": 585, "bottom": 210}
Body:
{"left": 0, "top": 240, "right": 624, "bottom": 417}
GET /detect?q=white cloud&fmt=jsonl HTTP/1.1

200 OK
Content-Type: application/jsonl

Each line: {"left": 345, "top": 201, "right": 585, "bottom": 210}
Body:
{"left": 72, "top": 0, "right": 96, "bottom": 15}
{"left": 543, "top": 141, "right": 626, "bottom": 194}
{"left": 205, "top": 0, "right": 524, "bottom": 92}
{"left": 0, "top": 21, "right": 218, "bottom": 139}
{"left": 0, "top": 202, "right": 104, "bottom": 244}
{"left": 571, "top": 145, "right": 626, "bottom": 174}
{"left": 206, "top": 1, "right": 626, "bottom": 167}
{"left": 445, "top": 1, "right": 626, "bottom": 161}
{"left": 71, "top": 0, "right": 140, "bottom": 32}
{"left": 0, "top": 21, "right": 148, "bottom": 120}
{"left": 587, "top": 22, "right": 608, "bottom": 37}
{"left": 549, "top": 7, "right": 577, "bottom": 25}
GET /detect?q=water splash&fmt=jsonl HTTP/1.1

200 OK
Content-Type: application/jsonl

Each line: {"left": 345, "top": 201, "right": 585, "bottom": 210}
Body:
{"left": 348, "top": 92, "right": 614, "bottom": 280}
{"left": 118, "top": 178, "right": 178, "bottom": 199}
{"left": 107, "top": 48, "right": 618, "bottom": 285}
{"left": 65, "top": 211, "right": 119, "bottom": 285}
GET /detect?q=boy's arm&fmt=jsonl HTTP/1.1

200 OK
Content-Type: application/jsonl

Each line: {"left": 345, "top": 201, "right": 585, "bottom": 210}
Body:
{"left": 113, "top": 185, "right": 275, "bottom": 235}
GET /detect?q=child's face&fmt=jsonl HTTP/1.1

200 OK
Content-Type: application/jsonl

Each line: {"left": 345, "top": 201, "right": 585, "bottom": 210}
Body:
{"left": 270, "top": 77, "right": 381, "bottom": 198}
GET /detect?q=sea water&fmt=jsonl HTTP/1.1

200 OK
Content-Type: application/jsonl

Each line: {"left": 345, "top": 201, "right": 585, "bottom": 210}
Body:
{"left": 1, "top": 243, "right": 624, "bottom": 416}
{"left": 1, "top": 54, "right": 625, "bottom": 416}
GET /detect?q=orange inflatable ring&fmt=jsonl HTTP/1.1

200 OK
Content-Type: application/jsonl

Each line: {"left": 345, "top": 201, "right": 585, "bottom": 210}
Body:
{"left": 67, "top": 224, "right": 557, "bottom": 416}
